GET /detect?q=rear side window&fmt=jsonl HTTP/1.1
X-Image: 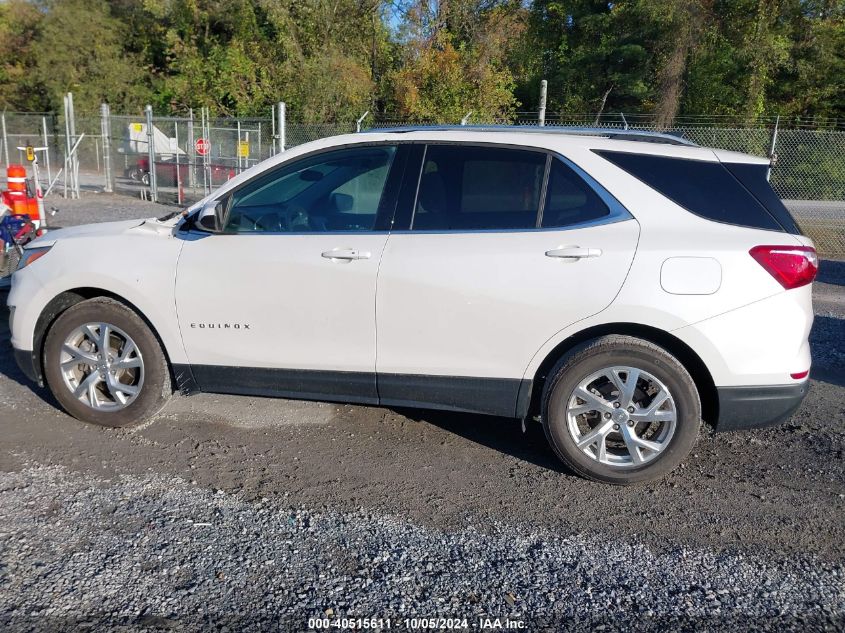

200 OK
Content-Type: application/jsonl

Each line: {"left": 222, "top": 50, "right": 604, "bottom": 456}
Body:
{"left": 594, "top": 150, "right": 784, "bottom": 232}
{"left": 541, "top": 159, "right": 609, "bottom": 228}
{"left": 412, "top": 145, "right": 545, "bottom": 230}
{"left": 722, "top": 162, "right": 801, "bottom": 234}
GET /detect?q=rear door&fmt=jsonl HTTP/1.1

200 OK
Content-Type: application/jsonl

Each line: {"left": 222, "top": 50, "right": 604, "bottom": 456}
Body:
{"left": 375, "top": 143, "right": 640, "bottom": 416}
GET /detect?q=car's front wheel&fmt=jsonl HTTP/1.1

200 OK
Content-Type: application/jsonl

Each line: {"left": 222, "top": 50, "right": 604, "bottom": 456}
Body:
{"left": 43, "top": 297, "right": 172, "bottom": 427}
{"left": 541, "top": 335, "right": 701, "bottom": 484}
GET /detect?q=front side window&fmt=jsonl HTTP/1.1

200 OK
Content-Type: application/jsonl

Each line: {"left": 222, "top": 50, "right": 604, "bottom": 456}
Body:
{"left": 225, "top": 146, "right": 396, "bottom": 233}
{"left": 412, "top": 145, "right": 546, "bottom": 231}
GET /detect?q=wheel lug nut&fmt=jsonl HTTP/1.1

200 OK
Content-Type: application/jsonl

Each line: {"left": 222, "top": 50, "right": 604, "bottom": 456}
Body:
{"left": 612, "top": 423, "right": 620, "bottom": 430}
{"left": 613, "top": 401, "right": 621, "bottom": 408}
{"left": 627, "top": 420, "right": 635, "bottom": 427}
{"left": 604, "top": 412, "right": 611, "bottom": 419}
{"left": 627, "top": 406, "right": 635, "bottom": 413}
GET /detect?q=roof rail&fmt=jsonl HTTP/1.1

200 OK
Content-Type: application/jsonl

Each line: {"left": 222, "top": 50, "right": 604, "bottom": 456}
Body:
{"left": 362, "top": 124, "right": 697, "bottom": 147}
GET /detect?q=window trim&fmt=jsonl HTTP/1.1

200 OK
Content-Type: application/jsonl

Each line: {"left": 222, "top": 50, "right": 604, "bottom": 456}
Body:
{"left": 182, "top": 140, "right": 634, "bottom": 236}
{"left": 535, "top": 155, "right": 552, "bottom": 228}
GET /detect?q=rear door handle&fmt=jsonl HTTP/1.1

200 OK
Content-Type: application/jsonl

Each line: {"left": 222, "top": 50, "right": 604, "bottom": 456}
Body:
{"left": 545, "top": 246, "right": 603, "bottom": 260}
{"left": 321, "top": 248, "right": 371, "bottom": 261}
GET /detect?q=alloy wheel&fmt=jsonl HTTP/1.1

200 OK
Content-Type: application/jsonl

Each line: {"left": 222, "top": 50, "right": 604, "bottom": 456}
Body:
{"left": 59, "top": 322, "right": 144, "bottom": 411}
{"left": 565, "top": 366, "right": 677, "bottom": 468}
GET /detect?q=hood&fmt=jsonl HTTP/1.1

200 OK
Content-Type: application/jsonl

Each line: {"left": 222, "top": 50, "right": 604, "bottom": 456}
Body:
{"left": 25, "top": 217, "right": 176, "bottom": 248}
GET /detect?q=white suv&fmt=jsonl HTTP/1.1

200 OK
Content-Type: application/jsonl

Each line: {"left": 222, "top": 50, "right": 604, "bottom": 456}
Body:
{"left": 8, "top": 127, "right": 818, "bottom": 484}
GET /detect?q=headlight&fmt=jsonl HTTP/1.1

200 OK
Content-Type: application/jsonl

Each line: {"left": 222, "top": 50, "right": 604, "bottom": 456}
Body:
{"left": 17, "top": 245, "right": 53, "bottom": 271}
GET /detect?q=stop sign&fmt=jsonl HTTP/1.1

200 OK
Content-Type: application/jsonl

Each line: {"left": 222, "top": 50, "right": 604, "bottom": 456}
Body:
{"left": 195, "top": 138, "right": 210, "bottom": 156}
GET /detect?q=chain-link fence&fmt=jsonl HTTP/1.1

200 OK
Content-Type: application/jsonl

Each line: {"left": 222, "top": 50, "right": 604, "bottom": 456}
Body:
{"left": 2, "top": 105, "right": 843, "bottom": 256}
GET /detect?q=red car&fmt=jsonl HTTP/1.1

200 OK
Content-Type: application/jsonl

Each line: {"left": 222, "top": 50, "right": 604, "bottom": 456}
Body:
{"left": 127, "top": 157, "right": 234, "bottom": 187}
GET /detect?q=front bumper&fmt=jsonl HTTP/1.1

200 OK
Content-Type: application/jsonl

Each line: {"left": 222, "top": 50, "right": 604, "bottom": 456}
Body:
{"left": 13, "top": 346, "right": 42, "bottom": 386}
{"left": 715, "top": 382, "right": 809, "bottom": 431}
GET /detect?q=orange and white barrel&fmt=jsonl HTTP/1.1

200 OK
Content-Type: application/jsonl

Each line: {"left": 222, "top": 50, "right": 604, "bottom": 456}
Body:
{"left": 6, "top": 164, "right": 42, "bottom": 226}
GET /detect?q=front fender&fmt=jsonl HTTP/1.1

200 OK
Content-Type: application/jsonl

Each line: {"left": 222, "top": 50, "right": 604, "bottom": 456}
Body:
{"left": 7, "top": 233, "right": 187, "bottom": 366}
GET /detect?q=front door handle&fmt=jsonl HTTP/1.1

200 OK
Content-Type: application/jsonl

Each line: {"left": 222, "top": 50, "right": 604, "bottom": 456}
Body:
{"left": 321, "top": 248, "right": 371, "bottom": 261}
{"left": 545, "top": 246, "right": 603, "bottom": 260}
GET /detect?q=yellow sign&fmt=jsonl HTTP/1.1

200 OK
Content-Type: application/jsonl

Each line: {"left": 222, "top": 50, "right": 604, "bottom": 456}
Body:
{"left": 25, "top": 146, "right": 35, "bottom": 162}
{"left": 237, "top": 141, "right": 249, "bottom": 158}
{"left": 131, "top": 123, "right": 143, "bottom": 133}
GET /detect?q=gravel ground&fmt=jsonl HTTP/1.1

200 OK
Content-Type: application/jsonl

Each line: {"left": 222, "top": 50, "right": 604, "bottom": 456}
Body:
{"left": 43, "top": 192, "right": 173, "bottom": 227}
{"left": 0, "top": 193, "right": 843, "bottom": 631}
{"left": 1, "top": 465, "right": 842, "bottom": 632}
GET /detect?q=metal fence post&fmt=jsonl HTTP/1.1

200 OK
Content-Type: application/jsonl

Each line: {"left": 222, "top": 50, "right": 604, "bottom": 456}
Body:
{"left": 205, "top": 107, "right": 212, "bottom": 194}
{"left": 271, "top": 106, "right": 276, "bottom": 155}
{"left": 145, "top": 105, "right": 158, "bottom": 203}
{"left": 767, "top": 115, "right": 780, "bottom": 181}
{"left": 63, "top": 94, "right": 70, "bottom": 198}
{"left": 277, "top": 102, "right": 286, "bottom": 152}
{"left": 236, "top": 119, "right": 242, "bottom": 173}
{"left": 201, "top": 107, "right": 211, "bottom": 196}
{"left": 187, "top": 108, "right": 196, "bottom": 188}
{"left": 174, "top": 121, "right": 182, "bottom": 205}
{"left": 100, "top": 103, "right": 113, "bottom": 192}
{"left": 1, "top": 112, "right": 8, "bottom": 167}
{"left": 539, "top": 80, "right": 548, "bottom": 127}
{"left": 42, "top": 116, "right": 52, "bottom": 188}
{"left": 67, "top": 92, "right": 79, "bottom": 198}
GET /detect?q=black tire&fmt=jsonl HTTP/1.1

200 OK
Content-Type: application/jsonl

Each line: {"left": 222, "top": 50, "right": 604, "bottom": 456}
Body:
{"left": 541, "top": 335, "right": 700, "bottom": 484}
{"left": 43, "top": 297, "right": 172, "bottom": 427}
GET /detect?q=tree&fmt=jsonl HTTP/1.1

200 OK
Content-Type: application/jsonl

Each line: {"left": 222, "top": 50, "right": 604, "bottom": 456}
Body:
{"left": 0, "top": 0, "right": 841, "bottom": 123}
{"left": 0, "top": 0, "right": 45, "bottom": 111}
{"left": 32, "top": 0, "right": 151, "bottom": 113}
{"left": 648, "top": 0, "right": 712, "bottom": 128}
{"left": 387, "top": 1, "right": 523, "bottom": 121}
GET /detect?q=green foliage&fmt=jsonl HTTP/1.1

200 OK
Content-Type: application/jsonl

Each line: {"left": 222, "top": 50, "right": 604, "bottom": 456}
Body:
{"left": 1, "top": 0, "right": 152, "bottom": 112}
{"left": 0, "top": 0, "right": 840, "bottom": 122}
{"left": 388, "top": 32, "right": 518, "bottom": 121}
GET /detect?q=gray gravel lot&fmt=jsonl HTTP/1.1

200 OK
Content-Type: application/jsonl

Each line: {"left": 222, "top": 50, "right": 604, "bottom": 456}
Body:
{"left": 0, "top": 194, "right": 843, "bottom": 631}
{"left": 1, "top": 465, "right": 842, "bottom": 632}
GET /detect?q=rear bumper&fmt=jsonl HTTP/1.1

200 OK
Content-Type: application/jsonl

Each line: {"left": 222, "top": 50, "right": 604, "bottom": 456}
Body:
{"left": 715, "top": 382, "right": 809, "bottom": 431}
{"left": 13, "top": 346, "right": 42, "bottom": 386}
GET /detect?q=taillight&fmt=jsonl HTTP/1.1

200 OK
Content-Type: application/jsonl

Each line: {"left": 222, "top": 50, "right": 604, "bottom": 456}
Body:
{"left": 749, "top": 245, "right": 818, "bottom": 289}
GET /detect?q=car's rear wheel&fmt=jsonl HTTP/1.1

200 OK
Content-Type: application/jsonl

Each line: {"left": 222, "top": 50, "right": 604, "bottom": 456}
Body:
{"left": 541, "top": 335, "right": 700, "bottom": 484}
{"left": 43, "top": 297, "right": 172, "bottom": 427}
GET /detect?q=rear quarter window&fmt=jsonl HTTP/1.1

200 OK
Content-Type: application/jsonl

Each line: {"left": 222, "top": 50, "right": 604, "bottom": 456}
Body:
{"left": 593, "top": 150, "right": 791, "bottom": 233}
{"left": 722, "top": 162, "right": 801, "bottom": 234}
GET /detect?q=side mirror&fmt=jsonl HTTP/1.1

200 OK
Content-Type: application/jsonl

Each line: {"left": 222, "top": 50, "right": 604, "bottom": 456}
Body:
{"left": 197, "top": 199, "right": 225, "bottom": 232}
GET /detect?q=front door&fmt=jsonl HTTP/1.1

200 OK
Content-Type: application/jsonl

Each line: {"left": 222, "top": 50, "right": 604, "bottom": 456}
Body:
{"left": 375, "top": 144, "right": 640, "bottom": 416}
{"left": 176, "top": 143, "right": 403, "bottom": 403}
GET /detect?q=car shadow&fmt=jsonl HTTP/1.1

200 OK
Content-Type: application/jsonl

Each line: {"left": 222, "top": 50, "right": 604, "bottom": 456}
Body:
{"left": 389, "top": 406, "right": 570, "bottom": 473}
{"left": 809, "top": 314, "right": 845, "bottom": 388}
{"left": 0, "top": 295, "right": 60, "bottom": 408}
{"left": 817, "top": 259, "right": 845, "bottom": 286}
